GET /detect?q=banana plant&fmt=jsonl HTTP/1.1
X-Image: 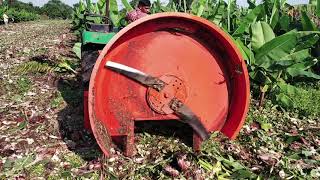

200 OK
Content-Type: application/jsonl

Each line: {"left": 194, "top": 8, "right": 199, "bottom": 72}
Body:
{"left": 238, "top": 23, "right": 320, "bottom": 107}
{"left": 72, "top": 0, "right": 133, "bottom": 31}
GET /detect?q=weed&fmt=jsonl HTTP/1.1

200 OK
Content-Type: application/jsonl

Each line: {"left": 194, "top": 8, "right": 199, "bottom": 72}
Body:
{"left": 290, "top": 86, "right": 320, "bottom": 118}
{"left": 51, "top": 91, "right": 64, "bottom": 108}
{"left": 64, "top": 153, "right": 85, "bottom": 168}
{"left": 28, "top": 163, "right": 45, "bottom": 177}
{"left": 17, "top": 76, "right": 31, "bottom": 94}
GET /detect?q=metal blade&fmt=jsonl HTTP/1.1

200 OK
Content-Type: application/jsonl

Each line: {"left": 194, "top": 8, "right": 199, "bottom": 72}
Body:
{"left": 170, "top": 98, "right": 210, "bottom": 140}
{"left": 106, "top": 61, "right": 165, "bottom": 91}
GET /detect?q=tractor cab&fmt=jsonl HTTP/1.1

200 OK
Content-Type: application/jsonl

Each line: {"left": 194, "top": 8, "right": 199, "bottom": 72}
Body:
{"left": 81, "top": 11, "right": 117, "bottom": 88}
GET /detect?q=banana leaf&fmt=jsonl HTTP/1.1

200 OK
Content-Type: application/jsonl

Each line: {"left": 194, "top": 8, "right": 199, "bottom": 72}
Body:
{"left": 276, "top": 93, "right": 294, "bottom": 108}
{"left": 251, "top": 21, "right": 275, "bottom": 51}
{"left": 288, "top": 58, "right": 318, "bottom": 70}
{"left": 97, "top": 0, "right": 106, "bottom": 15}
{"left": 234, "top": 38, "right": 249, "bottom": 61}
{"left": 79, "top": 0, "right": 86, "bottom": 12}
{"left": 301, "top": 11, "right": 318, "bottom": 31}
{"left": 109, "top": 0, "right": 120, "bottom": 26}
{"left": 247, "top": 0, "right": 256, "bottom": 9}
{"left": 269, "top": 0, "right": 279, "bottom": 29}
{"left": 279, "top": 15, "right": 290, "bottom": 31}
{"left": 86, "top": 0, "right": 95, "bottom": 13}
{"left": 207, "top": 0, "right": 227, "bottom": 25}
{"left": 121, "top": 0, "right": 133, "bottom": 11}
{"left": 280, "top": 49, "right": 311, "bottom": 62}
{"left": 287, "top": 68, "right": 320, "bottom": 79}
{"left": 317, "top": 0, "right": 320, "bottom": 17}
{"left": 235, "top": 38, "right": 255, "bottom": 65}
{"left": 255, "top": 33, "right": 298, "bottom": 69}
{"left": 233, "top": 4, "right": 264, "bottom": 36}
{"left": 296, "top": 34, "right": 320, "bottom": 51}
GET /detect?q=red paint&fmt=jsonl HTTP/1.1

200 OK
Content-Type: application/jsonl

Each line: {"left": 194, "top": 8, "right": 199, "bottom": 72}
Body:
{"left": 83, "top": 91, "right": 92, "bottom": 132}
{"left": 88, "top": 13, "right": 250, "bottom": 157}
{"left": 147, "top": 75, "right": 187, "bottom": 114}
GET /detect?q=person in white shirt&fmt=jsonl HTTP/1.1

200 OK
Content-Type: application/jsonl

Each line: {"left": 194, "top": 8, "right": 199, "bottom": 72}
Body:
{"left": 3, "top": 13, "right": 8, "bottom": 26}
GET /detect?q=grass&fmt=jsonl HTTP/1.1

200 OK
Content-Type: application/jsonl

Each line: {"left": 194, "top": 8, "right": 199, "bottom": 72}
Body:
{"left": 64, "top": 153, "right": 85, "bottom": 168}
{"left": 51, "top": 91, "right": 64, "bottom": 108}
{"left": 290, "top": 83, "right": 320, "bottom": 118}
{"left": 29, "top": 163, "right": 45, "bottom": 177}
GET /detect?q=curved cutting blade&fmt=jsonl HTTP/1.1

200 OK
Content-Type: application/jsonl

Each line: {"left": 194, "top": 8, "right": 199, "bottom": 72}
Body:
{"left": 106, "top": 61, "right": 165, "bottom": 91}
{"left": 170, "top": 98, "right": 210, "bottom": 140}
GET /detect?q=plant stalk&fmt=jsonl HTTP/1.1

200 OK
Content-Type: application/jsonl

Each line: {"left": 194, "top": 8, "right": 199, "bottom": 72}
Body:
{"left": 259, "top": 89, "right": 266, "bottom": 107}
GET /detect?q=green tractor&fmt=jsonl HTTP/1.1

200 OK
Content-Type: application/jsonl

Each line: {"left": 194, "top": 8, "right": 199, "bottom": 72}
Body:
{"left": 81, "top": 0, "right": 120, "bottom": 130}
{"left": 80, "top": 0, "right": 123, "bottom": 88}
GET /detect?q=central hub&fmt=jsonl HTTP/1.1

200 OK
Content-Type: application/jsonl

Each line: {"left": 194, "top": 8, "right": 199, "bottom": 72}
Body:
{"left": 147, "top": 75, "right": 187, "bottom": 114}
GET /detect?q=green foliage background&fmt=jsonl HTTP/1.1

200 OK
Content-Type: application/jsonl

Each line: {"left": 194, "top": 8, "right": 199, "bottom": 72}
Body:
{"left": 0, "top": 0, "right": 73, "bottom": 23}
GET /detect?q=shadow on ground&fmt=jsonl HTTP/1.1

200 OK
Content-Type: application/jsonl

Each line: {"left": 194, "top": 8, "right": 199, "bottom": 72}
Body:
{"left": 135, "top": 120, "right": 194, "bottom": 147}
{"left": 57, "top": 78, "right": 102, "bottom": 161}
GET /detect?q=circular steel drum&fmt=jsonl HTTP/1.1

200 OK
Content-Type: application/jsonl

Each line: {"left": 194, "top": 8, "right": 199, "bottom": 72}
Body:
{"left": 88, "top": 12, "right": 250, "bottom": 156}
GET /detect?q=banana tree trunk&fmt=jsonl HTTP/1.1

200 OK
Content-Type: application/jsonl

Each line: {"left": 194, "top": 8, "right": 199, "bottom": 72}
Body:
{"left": 106, "top": 0, "right": 109, "bottom": 24}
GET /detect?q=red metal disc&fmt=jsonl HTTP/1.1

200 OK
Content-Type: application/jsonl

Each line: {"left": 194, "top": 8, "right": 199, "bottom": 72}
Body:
{"left": 88, "top": 12, "right": 250, "bottom": 156}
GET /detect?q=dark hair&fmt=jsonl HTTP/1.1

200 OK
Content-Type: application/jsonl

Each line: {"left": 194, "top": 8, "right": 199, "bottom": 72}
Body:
{"left": 138, "top": 0, "right": 151, "bottom": 6}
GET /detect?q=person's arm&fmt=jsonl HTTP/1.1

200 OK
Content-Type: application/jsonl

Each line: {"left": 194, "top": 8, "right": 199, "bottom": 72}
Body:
{"left": 126, "top": 9, "right": 138, "bottom": 23}
{"left": 125, "top": 13, "right": 132, "bottom": 24}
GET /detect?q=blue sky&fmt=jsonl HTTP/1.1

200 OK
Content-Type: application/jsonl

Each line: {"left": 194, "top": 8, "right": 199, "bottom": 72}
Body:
{"left": 20, "top": 0, "right": 309, "bottom": 7}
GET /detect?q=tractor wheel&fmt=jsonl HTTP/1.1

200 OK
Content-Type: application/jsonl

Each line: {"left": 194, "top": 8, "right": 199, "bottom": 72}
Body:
{"left": 81, "top": 44, "right": 105, "bottom": 89}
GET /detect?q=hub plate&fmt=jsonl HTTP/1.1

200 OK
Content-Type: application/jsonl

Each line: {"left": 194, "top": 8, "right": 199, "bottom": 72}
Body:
{"left": 147, "top": 75, "right": 187, "bottom": 114}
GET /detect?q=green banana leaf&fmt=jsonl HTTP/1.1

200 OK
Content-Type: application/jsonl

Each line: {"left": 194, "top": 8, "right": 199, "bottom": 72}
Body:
{"left": 73, "top": 42, "right": 81, "bottom": 59}
{"left": 207, "top": 0, "right": 227, "bottom": 25}
{"left": 233, "top": 4, "right": 264, "bottom": 36}
{"left": 296, "top": 34, "right": 320, "bottom": 51}
{"left": 269, "top": 0, "right": 279, "bottom": 29}
{"left": 279, "top": 15, "right": 290, "bottom": 31}
{"left": 276, "top": 93, "right": 295, "bottom": 108}
{"left": 317, "top": 0, "right": 320, "bottom": 17}
{"left": 287, "top": 68, "right": 320, "bottom": 79}
{"left": 255, "top": 33, "right": 298, "bottom": 69}
{"left": 86, "top": 0, "right": 95, "bottom": 13}
{"left": 235, "top": 38, "right": 255, "bottom": 65}
{"left": 235, "top": 38, "right": 249, "bottom": 61}
{"left": 280, "top": 49, "right": 311, "bottom": 62}
{"left": 301, "top": 11, "right": 318, "bottom": 31}
{"left": 79, "top": 0, "right": 86, "bottom": 12}
{"left": 109, "top": 0, "right": 120, "bottom": 26}
{"left": 251, "top": 21, "right": 275, "bottom": 51}
{"left": 121, "top": 0, "right": 133, "bottom": 11}
{"left": 288, "top": 58, "right": 318, "bottom": 70}
{"left": 97, "top": 0, "right": 106, "bottom": 15}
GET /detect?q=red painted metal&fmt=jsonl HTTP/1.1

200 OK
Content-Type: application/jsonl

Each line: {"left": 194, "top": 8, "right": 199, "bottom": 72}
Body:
{"left": 83, "top": 91, "right": 91, "bottom": 132}
{"left": 147, "top": 75, "right": 187, "bottom": 114}
{"left": 88, "top": 12, "right": 250, "bottom": 157}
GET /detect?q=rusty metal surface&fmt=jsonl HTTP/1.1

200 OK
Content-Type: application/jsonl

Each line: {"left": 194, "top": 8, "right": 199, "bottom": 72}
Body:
{"left": 147, "top": 75, "right": 187, "bottom": 114}
{"left": 88, "top": 13, "right": 250, "bottom": 157}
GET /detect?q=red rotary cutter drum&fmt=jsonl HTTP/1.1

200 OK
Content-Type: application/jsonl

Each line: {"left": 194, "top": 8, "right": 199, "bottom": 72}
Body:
{"left": 88, "top": 12, "right": 250, "bottom": 157}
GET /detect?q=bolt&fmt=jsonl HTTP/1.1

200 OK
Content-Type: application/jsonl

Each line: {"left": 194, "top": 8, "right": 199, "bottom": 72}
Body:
{"left": 164, "top": 93, "right": 169, "bottom": 98}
